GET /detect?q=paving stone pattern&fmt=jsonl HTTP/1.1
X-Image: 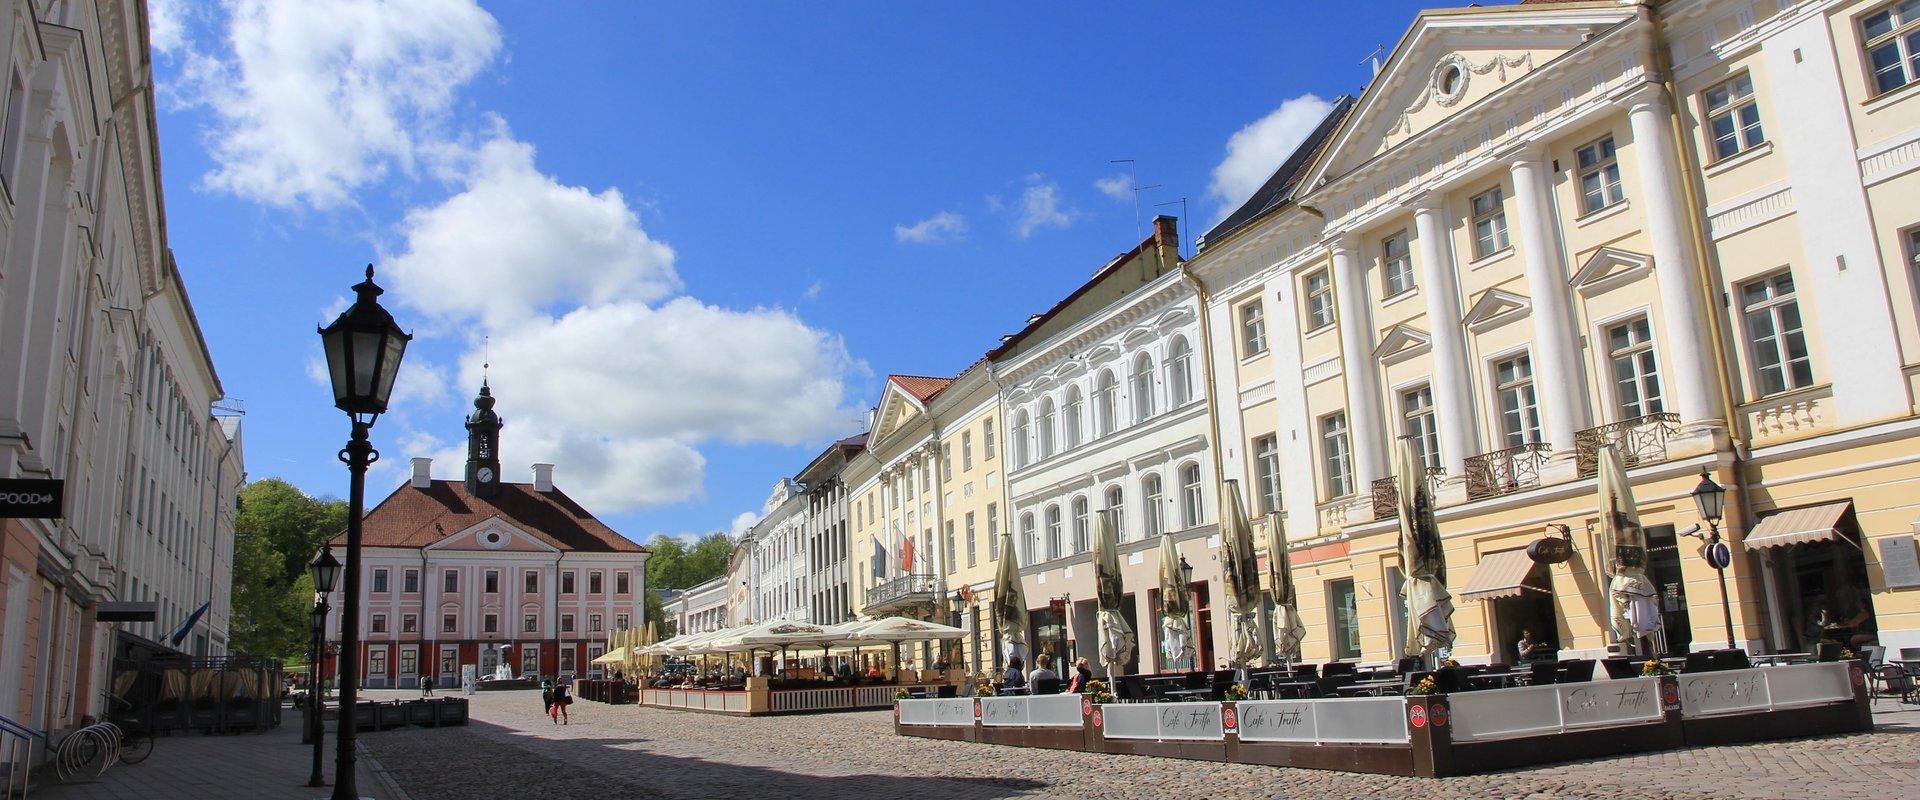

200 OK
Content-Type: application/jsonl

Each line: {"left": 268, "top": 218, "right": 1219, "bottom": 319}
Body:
{"left": 356, "top": 690, "right": 1920, "bottom": 800}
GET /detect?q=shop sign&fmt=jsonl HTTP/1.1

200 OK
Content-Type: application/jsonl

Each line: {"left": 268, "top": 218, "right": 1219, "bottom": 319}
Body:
{"left": 0, "top": 478, "right": 62, "bottom": 519}
{"left": 1527, "top": 537, "right": 1571, "bottom": 565}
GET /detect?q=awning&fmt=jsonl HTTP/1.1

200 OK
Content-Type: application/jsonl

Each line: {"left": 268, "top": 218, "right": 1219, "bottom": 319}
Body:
{"left": 590, "top": 647, "right": 629, "bottom": 665}
{"left": 1457, "top": 549, "right": 1552, "bottom": 602}
{"left": 1744, "top": 501, "right": 1852, "bottom": 551}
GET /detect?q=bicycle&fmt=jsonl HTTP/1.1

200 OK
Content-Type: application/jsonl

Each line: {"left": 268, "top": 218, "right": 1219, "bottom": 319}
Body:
{"left": 104, "top": 695, "right": 153, "bottom": 765}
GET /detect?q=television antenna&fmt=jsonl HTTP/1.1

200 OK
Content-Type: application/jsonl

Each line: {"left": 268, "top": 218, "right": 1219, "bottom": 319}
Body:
{"left": 1110, "top": 159, "right": 1160, "bottom": 241}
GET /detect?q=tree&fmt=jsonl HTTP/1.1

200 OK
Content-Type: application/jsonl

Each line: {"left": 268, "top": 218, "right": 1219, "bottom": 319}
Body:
{"left": 228, "top": 479, "right": 345, "bottom": 659}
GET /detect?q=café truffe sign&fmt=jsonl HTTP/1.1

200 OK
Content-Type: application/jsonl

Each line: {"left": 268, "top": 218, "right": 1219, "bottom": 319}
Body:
{"left": 1527, "top": 536, "right": 1572, "bottom": 565}
{"left": 0, "top": 478, "right": 63, "bottom": 519}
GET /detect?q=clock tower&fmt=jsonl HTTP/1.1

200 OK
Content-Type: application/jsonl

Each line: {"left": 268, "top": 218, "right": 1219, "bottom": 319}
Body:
{"left": 465, "top": 381, "right": 504, "bottom": 499}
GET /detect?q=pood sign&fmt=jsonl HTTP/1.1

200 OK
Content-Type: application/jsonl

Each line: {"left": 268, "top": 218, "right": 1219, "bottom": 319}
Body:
{"left": 0, "top": 479, "right": 63, "bottom": 519}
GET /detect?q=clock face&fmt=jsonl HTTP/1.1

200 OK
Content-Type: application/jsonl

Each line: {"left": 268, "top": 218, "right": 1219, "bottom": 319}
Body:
{"left": 477, "top": 467, "right": 495, "bottom": 483}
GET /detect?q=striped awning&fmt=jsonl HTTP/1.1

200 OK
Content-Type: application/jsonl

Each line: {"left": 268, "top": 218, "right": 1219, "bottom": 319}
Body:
{"left": 1457, "top": 549, "right": 1552, "bottom": 602}
{"left": 1743, "top": 501, "right": 1852, "bottom": 551}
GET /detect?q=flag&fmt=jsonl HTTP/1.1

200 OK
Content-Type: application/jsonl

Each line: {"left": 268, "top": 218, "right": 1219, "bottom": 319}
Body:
{"left": 169, "top": 601, "right": 212, "bottom": 647}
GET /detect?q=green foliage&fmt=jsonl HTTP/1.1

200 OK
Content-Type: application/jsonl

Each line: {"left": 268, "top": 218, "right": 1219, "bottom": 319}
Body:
{"left": 641, "top": 531, "right": 734, "bottom": 637}
{"left": 228, "top": 479, "right": 344, "bottom": 660}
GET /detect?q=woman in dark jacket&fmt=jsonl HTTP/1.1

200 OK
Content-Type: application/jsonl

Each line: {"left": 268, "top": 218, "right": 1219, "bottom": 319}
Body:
{"left": 540, "top": 679, "right": 555, "bottom": 719}
{"left": 549, "top": 679, "right": 572, "bottom": 725}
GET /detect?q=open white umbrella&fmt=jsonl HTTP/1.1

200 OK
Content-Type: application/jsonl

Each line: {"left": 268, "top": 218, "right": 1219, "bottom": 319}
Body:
{"left": 1265, "top": 511, "right": 1306, "bottom": 663}
{"left": 1598, "top": 444, "right": 1661, "bottom": 653}
{"left": 991, "top": 528, "right": 1029, "bottom": 665}
{"left": 1397, "top": 439, "right": 1455, "bottom": 659}
{"left": 1092, "top": 509, "right": 1137, "bottom": 680}
{"left": 1158, "top": 532, "right": 1192, "bottom": 669}
{"left": 1219, "top": 481, "right": 1263, "bottom": 669}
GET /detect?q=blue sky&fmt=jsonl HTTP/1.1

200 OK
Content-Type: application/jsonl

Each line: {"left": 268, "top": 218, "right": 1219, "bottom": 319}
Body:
{"left": 150, "top": 0, "right": 1437, "bottom": 541}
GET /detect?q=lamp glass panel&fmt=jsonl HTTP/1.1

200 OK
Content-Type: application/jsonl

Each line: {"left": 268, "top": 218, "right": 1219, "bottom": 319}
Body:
{"left": 322, "top": 330, "right": 349, "bottom": 403}
{"left": 374, "top": 332, "right": 407, "bottom": 405}
{"left": 350, "top": 329, "right": 383, "bottom": 399}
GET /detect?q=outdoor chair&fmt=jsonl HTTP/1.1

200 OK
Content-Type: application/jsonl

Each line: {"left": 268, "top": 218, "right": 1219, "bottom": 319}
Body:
{"left": 1899, "top": 647, "right": 1920, "bottom": 661}
{"left": 1816, "top": 642, "right": 1847, "bottom": 662}
{"left": 1529, "top": 661, "right": 1559, "bottom": 685}
{"left": 1872, "top": 664, "right": 1917, "bottom": 703}
{"left": 1032, "top": 677, "right": 1063, "bottom": 695}
{"left": 936, "top": 685, "right": 958, "bottom": 698}
{"left": 1394, "top": 656, "right": 1421, "bottom": 675}
{"left": 1118, "top": 674, "right": 1151, "bottom": 702}
{"left": 1322, "top": 662, "right": 1356, "bottom": 678}
{"left": 1600, "top": 657, "right": 1637, "bottom": 680}
{"left": 1556, "top": 660, "right": 1595, "bottom": 684}
{"left": 1860, "top": 645, "right": 1885, "bottom": 668}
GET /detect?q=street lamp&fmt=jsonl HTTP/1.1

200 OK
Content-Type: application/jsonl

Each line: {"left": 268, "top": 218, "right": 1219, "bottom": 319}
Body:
{"left": 1688, "top": 467, "right": 1737, "bottom": 651}
{"left": 1178, "top": 556, "right": 1194, "bottom": 588}
{"left": 304, "top": 549, "right": 340, "bottom": 787}
{"left": 316, "top": 265, "right": 410, "bottom": 800}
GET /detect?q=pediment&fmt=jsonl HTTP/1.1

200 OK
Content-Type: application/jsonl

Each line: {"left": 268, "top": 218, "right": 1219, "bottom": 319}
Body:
{"left": 1463, "top": 288, "right": 1531, "bottom": 333}
{"left": 869, "top": 383, "right": 927, "bottom": 446}
{"left": 1571, "top": 247, "right": 1653, "bottom": 295}
{"left": 427, "top": 517, "right": 556, "bottom": 554}
{"left": 1373, "top": 324, "right": 1431, "bottom": 365}
{"left": 1300, "top": 6, "right": 1636, "bottom": 188}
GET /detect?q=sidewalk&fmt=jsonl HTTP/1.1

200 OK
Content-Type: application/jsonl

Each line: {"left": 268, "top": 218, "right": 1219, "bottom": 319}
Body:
{"left": 34, "top": 707, "right": 408, "bottom": 800}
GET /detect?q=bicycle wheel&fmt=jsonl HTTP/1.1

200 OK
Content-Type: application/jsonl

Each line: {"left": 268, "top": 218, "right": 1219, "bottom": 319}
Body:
{"left": 119, "top": 731, "right": 153, "bottom": 764}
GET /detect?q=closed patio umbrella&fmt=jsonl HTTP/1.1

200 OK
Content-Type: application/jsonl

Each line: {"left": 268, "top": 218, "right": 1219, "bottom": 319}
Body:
{"left": 1264, "top": 510, "right": 1306, "bottom": 664}
{"left": 1397, "top": 439, "right": 1455, "bottom": 659}
{"left": 1091, "top": 509, "right": 1137, "bottom": 681}
{"left": 1157, "top": 531, "right": 1192, "bottom": 669}
{"left": 1219, "top": 481, "right": 1263, "bottom": 669}
{"left": 991, "top": 528, "right": 1029, "bottom": 665}
{"left": 1598, "top": 444, "right": 1660, "bottom": 653}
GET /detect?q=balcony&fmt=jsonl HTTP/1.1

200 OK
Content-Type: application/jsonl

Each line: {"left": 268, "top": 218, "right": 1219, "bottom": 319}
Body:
{"left": 864, "top": 573, "right": 936, "bottom": 613}
{"left": 1463, "top": 443, "right": 1551, "bottom": 501}
{"left": 1369, "top": 468, "right": 1447, "bottom": 519}
{"left": 1574, "top": 412, "right": 1680, "bottom": 477}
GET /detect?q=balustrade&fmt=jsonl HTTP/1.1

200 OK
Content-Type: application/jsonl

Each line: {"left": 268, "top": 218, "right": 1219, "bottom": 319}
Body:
{"left": 1463, "top": 443, "right": 1551, "bottom": 501}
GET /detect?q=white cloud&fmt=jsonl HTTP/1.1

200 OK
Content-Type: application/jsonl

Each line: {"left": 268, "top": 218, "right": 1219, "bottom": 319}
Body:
{"left": 729, "top": 511, "right": 760, "bottom": 537}
{"left": 147, "top": 0, "right": 189, "bottom": 55}
{"left": 166, "top": 0, "right": 502, "bottom": 209}
{"left": 1208, "top": 94, "right": 1334, "bottom": 219}
{"left": 1095, "top": 173, "right": 1132, "bottom": 201}
{"left": 802, "top": 281, "right": 823, "bottom": 301}
{"left": 388, "top": 357, "right": 449, "bottom": 408}
{"left": 1014, "top": 174, "right": 1074, "bottom": 239}
{"left": 385, "top": 135, "right": 680, "bottom": 327}
{"left": 894, "top": 211, "right": 967, "bottom": 244}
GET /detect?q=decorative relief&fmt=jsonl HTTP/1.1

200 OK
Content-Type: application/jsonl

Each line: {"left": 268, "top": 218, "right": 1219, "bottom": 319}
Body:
{"left": 1707, "top": 185, "right": 1794, "bottom": 240}
{"left": 1301, "top": 355, "right": 1342, "bottom": 387}
{"left": 1860, "top": 131, "right": 1920, "bottom": 187}
{"left": 1749, "top": 396, "right": 1824, "bottom": 440}
{"left": 1392, "top": 53, "right": 1534, "bottom": 138}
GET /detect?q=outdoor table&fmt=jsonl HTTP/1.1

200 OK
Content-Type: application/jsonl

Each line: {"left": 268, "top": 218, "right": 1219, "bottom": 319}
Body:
{"left": 1334, "top": 678, "right": 1403, "bottom": 697}
{"left": 1752, "top": 653, "right": 1813, "bottom": 666}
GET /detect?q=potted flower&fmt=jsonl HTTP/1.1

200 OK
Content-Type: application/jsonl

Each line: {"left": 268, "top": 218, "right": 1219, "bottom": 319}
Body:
{"left": 1440, "top": 658, "right": 1461, "bottom": 669}
{"left": 894, "top": 688, "right": 911, "bottom": 700}
{"left": 1640, "top": 659, "right": 1671, "bottom": 677}
{"left": 1084, "top": 679, "right": 1115, "bottom": 705}
{"left": 1223, "top": 683, "right": 1249, "bottom": 701}
{"left": 1405, "top": 675, "right": 1439, "bottom": 696}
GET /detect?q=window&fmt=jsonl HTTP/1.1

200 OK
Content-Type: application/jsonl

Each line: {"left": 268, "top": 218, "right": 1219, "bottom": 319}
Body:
{"left": 1180, "top": 463, "right": 1203, "bottom": 529}
{"left": 1254, "top": 435, "right": 1281, "bottom": 515}
{"left": 561, "top": 571, "right": 576, "bottom": 595}
{"left": 1471, "top": 186, "right": 1510, "bottom": 259}
{"left": 1, "top": 73, "right": 23, "bottom": 193}
{"left": 942, "top": 444, "right": 952, "bottom": 478}
{"left": 1382, "top": 232, "right": 1414, "bottom": 296}
{"left": 1063, "top": 387, "right": 1084, "bottom": 449}
{"left": 1240, "top": 300, "right": 1268, "bottom": 356}
{"left": 520, "top": 648, "right": 538, "bottom": 676}
{"left": 1168, "top": 337, "right": 1194, "bottom": 407}
{"left": 442, "top": 613, "right": 457, "bottom": 633}
{"left": 1863, "top": 1, "right": 1920, "bottom": 95}
{"left": 1095, "top": 371, "right": 1118, "bottom": 436}
{"left": 403, "top": 569, "right": 418, "bottom": 594}
{"left": 561, "top": 614, "right": 575, "bottom": 634}
{"left": 983, "top": 418, "right": 996, "bottom": 460}
{"left": 1044, "top": 505, "right": 1062, "bottom": 561}
{"left": 1021, "top": 513, "right": 1037, "bottom": 564}
{"left": 1321, "top": 413, "right": 1354, "bottom": 498}
{"left": 616, "top": 613, "right": 630, "bottom": 630}
{"left": 1131, "top": 354, "right": 1156, "bottom": 420}
{"left": 965, "top": 511, "right": 978, "bottom": 568}
{"left": 1105, "top": 486, "right": 1126, "bottom": 540}
{"left": 962, "top": 430, "right": 974, "bottom": 470}
{"left": 616, "top": 571, "right": 631, "bottom": 594}
{"left": 401, "top": 614, "right": 417, "bottom": 634}
{"left": 1607, "top": 316, "right": 1665, "bottom": 420}
{"left": 1741, "top": 271, "right": 1814, "bottom": 395}
{"left": 1142, "top": 474, "right": 1165, "bottom": 537}
{"left": 987, "top": 504, "right": 1000, "bottom": 559}
{"left": 944, "top": 520, "right": 956, "bottom": 572}
{"left": 1401, "top": 385, "right": 1439, "bottom": 470}
{"left": 1330, "top": 579, "right": 1361, "bottom": 660}
{"left": 484, "top": 570, "right": 499, "bottom": 594}
{"left": 370, "top": 650, "right": 387, "bottom": 676}
{"left": 1038, "top": 398, "right": 1057, "bottom": 459}
{"left": 1704, "top": 73, "right": 1765, "bottom": 160}
{"left": 560, "top": 649, "right": 575, "bottom": 675}
{"left": 523, "top": 614, "right": 538, "bottom": 633}
{"left": 1494, "top": 355, "right": 1544, "bottom": 447}
{"left": 443, "top": 569, "right": 458, "bottom": 593}
{"left": 400, "top": 649, "right": 417, "bottom": 676}
{"left": 371, "top": 569, "right": 389, "bottom": 593}
{"left": 524, "top": 571, "right": 539, "bottom": 594}
{"left": 1305, "top": 269, "right": 1335, "bottom": 330}
{"left": 483, "top": 614, "right": 498, "bottom": 634}
{"left": 1072, "top": 497, "right": 1090, "bottom": 553}
{"left": 371, "top": 614, "right": 387, "bottom": 634}
{"left": 1012, "top": 411, "right": 1031, "bottom": 467}
{"left": 1576, "top": 137, "right": 1624, "bottom": 214}
{"left": 440, "top": 648, "right": 457, "bottom": 676}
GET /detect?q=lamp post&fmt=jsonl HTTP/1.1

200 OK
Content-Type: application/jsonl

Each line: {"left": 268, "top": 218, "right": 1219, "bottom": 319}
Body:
{"left": 304, "top": 550, "right": 340, "bottom": 786}
{"left": 1688, "top": 466, "right": 1737, "bottom": 651}
{"left": 316, "top": 265, "right": 410, "bottom": 800}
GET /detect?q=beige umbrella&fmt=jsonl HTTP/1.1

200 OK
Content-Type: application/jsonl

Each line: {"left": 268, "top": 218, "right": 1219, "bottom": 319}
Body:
{"left": 1598, "top": 444, "right": 1660, "bottom": 653}
{"left": 1091, "top": 509, "right": 1137, "bottom": 680}
{"left": 1157, "top": 531, "right": 1192, "bottom": 669}
{"left": 1219, "top": 481, "right": 1264, "bottom": 669}
{"left": 991, "top": 528, "right": 1029, "bottom": 665}
{"left": 1264, "top": 510, "right": 1307, "bottom": 663}
{"left": 1397, "top": 439, "right": 1455, "bottom": 659}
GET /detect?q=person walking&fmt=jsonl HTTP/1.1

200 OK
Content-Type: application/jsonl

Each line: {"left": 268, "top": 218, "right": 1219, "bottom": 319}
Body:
{"left": 549, "top": 678, "right": 573, "bottom": 725}
{"left": 541, "top": 679, "right": 556, "bottom": 722}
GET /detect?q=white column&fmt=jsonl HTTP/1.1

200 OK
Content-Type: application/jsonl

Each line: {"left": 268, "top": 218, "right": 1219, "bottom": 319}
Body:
{"left": 1412, "top": 194, "right": 1477, "bottom": 474}
{"left": 1330, "top": 236, "right": 1388, "bottom": 488}
{"left": 1507, "top": 147, "right": 1590, "bottom": 454}
{"left": 1623, "top": 86, "right": 1721, "bottom": 428}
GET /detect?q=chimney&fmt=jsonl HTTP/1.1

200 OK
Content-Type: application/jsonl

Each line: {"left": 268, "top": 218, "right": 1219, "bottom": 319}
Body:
{"left": 411, "top": 458, "right": 432, "bottom": 489}
{"left": 533, "top": 463, "right": 555, "bottom": 493}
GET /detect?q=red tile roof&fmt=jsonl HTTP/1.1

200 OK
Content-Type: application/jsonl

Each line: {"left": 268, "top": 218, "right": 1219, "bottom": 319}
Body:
{"left": 331, "top": 479, "right": 644, "bottom": 553}
{"left": 888, "top": 374, "right": 954, "bottom": 403}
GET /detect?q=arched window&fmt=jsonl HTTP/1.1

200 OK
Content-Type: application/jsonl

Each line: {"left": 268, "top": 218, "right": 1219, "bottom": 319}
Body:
{"left": 1142, "top": 474, "right": 1164, "bottom": 537}
{"left": 1063, "top": 386, "right": 1084, "bottom": 449}
{"left": 1012, "top": 410, "right": 1031, "bottom": 467}
{"left": 1072, "top": 496, "right": 1090, "bottom": 553}
{"left": 1180, "top": 462, "right": 1204, "bottom": 528}
{"left": 1105, "top": 485, "right": 1126, "bottom": 540}
{"left": 1021, "top": 513, "right": 1037, "bottom": 564}
{"left": 1168, "top": 337, "right": 1194, "bottom": 407}
{"left": 1038, "top": 398, "right": 1057, "bottom": 459}
{"left": 1044, "top": 505, "right": 1063, "bottom": 561}
{"left": 1095, "top": 370, "right": 1117, "bottom": 436}
{"left": 1131, "top": 353, "right": 1156, "bottom": 421}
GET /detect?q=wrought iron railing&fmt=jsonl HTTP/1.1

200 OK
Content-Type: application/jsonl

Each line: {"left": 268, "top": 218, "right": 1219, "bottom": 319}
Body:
{"left": 865, "top": 573, "right": 936, "bottom": 609}
{"left": 1574, "top": 412, "right": 1681, "bottom": 477}
{"left": 1463, "top": 443, "right": 1551, "bottom": 501}
{"left": 1369, "top": 468, "right": 1447, "bottom": 519}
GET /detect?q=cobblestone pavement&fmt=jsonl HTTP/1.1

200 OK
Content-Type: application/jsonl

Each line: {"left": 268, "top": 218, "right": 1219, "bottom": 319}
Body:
{"left": 356, "top": 690, "right": 1920, "bottom": 800}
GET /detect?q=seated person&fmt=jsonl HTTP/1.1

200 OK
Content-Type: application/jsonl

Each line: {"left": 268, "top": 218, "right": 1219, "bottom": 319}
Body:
{"left": 1066, "top": 658, "right": 1094, "bottom": 693}
{"left": 1516, "top": 629, "right": 1551, "bottom": 662}
{"left": 1001, "top": 657, "right": 1028, "bottom": 693}
{"left": 1029, "top": 654, "right": 1059, "bottom": 687}
{"left": 864, "top": 664, "right": 882, "bottom": 680}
